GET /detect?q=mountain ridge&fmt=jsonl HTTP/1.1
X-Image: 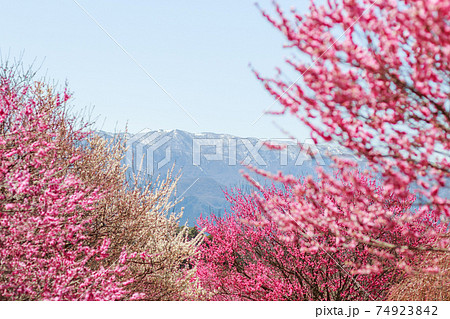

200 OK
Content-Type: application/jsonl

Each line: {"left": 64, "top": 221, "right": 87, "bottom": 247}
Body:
{"left": 97, "top": 129, "right": 359, "bottom": 225}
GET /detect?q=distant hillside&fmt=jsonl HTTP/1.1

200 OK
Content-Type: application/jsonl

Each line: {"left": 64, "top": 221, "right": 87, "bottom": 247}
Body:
{"left": 97, "top": 129, "right": 363, "bottom": 225}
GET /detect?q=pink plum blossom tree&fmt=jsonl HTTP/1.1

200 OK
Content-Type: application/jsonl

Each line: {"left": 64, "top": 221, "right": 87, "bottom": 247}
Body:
{"left": 252, "top": 0, "right": 449, "bottom": 273}
{"left": 0, "top": 74, "right": 139, "bottom": 300}
{"left": 196, "top": 173, "right": 444, "bottom": 300}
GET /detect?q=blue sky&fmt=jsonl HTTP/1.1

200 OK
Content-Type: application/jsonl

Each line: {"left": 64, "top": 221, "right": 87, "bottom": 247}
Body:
{"left": 0, "top": 0, "right": 322, "bottom": 139}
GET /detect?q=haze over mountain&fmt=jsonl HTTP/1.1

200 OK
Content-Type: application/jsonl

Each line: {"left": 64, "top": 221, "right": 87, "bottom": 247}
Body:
{"left": 98, "top": 129, "right": 362, "bottom": 225}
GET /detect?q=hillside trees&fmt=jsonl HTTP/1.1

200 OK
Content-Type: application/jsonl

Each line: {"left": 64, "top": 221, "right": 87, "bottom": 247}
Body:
{"left": 0, "top": 65, "right": 203, "bottom": 300}
{"left": 196, "top": 174, "right": 444, "bottom": 300}
{"left": 252, "top": 0, "right": 449, "bottom": 273}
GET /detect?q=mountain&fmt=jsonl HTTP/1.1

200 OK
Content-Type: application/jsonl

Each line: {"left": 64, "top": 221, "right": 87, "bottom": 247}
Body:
{"left": 97, "top": 129, "right": 363, "bottom": 226}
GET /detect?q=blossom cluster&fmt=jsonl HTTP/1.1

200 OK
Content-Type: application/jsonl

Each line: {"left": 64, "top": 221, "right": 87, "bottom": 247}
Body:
{"left": 253, "top": 0, "right": 449, "bottom": 271}
{"left": 0, "top": 77, "right": 138, "bottom": 300}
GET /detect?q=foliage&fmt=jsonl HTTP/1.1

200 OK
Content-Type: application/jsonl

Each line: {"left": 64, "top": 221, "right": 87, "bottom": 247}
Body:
{"left": 177, "top": 226, "right": 201, "bottom": 241}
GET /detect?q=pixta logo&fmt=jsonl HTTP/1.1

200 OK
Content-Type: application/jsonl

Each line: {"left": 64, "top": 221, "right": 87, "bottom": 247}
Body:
{"left": 192, "top": 137, "right": 326, "bottom": 166}
{"left": 126, "top": 129, "right": 172, "bottom": 176}
{"left": 125, "top": 130, "right": 331, "bottom": 176}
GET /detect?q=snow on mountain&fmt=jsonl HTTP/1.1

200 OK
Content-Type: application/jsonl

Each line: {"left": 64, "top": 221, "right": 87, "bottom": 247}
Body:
{"left": 97, "top": 129, "right": 361, "bottom": 226}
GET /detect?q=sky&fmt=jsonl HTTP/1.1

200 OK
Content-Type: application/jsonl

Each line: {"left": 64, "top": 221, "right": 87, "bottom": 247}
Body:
{"left": 0, "top": 0, "right": 323, "bottom": 139}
